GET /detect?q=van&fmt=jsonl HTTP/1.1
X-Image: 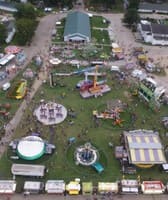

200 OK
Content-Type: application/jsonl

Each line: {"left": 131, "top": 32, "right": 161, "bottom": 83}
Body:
{"left": 2, "top": 82, "right": 10, "bottom": 91}
{"left": 110, "top": 66, "right": 120, "bottom": 72}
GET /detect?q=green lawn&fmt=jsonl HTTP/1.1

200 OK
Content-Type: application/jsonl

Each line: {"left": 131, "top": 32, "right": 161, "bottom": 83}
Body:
{"left": 91, "top": 29, "right": 110, "bottom": 45}
{"left": 0, "top": 65, "right": 167, "bottom": 189}
{"left": 90, "top": 16, "right": 109, "bottom": 28}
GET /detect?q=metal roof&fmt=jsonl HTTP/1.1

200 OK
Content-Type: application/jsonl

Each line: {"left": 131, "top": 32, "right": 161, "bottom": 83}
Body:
{"left": 141, "top": 24, "right": 151, "bottom": 32}
{"left": 151, "top": 23, "right": 168, "bottom": 35}
{"left": 139, "top": 2, "right": 168, "bottom": 12}
{"left": 64, "top": 11, "right": 91, "bottom": 40}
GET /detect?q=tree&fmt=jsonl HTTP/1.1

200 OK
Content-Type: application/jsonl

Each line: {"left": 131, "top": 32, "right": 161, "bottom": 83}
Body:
{"left": 123, "top": 8, "right": 140, "bottom": 26}
{"left": 15, "top": 18, "right": 36, "bottom": 45}
{"left": 128, "top": 0, "right": 139, "bottom": 9}
{"left": 14, "top": 3, "right": 37, "bottom": 20}
{"left": 0, "top": 23, "right": 6, "bottom": 45}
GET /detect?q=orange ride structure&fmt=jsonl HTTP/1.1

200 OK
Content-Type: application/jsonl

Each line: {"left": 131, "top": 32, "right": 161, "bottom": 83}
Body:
{"left": 80, "top": 65, "right": 111, "bottom": 98}
{"left": 93, "top": 100, "right": 124, "bottom": 126}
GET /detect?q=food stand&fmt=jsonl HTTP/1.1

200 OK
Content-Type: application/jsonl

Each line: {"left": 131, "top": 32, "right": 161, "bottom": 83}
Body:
{"left": 141, "top": 181, "right": 165, "bottom": 194}
{"left": 0, "top": 180, "right": 16, "bottom": 194}
{"left": 45, "top": 180, "right": 65, "bottom": 194}
{"left": 82, "top": 182, "right": 93, "bottom": 195}
{"left": 98, "top": 182, "right": 118, "bottom": 194}
{"left": 66, "top": 180, "right": 81, "bottom": 195}
{"left": 120, "top": 179, "right": 139, "bottom": 194}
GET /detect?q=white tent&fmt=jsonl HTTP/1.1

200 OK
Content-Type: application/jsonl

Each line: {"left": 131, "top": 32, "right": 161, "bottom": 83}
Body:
{"left": 0, "top": 180, "right": 16, "bottom": 194}
{"left": 45, "top": 180, "right": 65, "bottom": 194}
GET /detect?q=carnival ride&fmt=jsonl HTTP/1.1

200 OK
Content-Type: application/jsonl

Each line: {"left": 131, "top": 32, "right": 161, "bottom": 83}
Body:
{"left": 34, "top": 101, "right": 67, "bottom": 125}
{"left": 93, "top": 100, "right": 124, "bottom": 126}
{"left": 9, "top": 134, "right": 55, "bottom": 161}
{"left": 79, "top": 66, "right": 111, "bottom": 98}
{"left": 7, "top": 79, "right": 27, "bottom": 100}
{"left": 74, "top": 142, "right": 104, "bottom": 173}
{"left": 16, "top": 135, "right": 45, "bottom": 160}
{"left": 49, "top": 66, "right": 103, "bottom": 87}
{"left": 138, "top": 77, "right": 165, "bottom": 110}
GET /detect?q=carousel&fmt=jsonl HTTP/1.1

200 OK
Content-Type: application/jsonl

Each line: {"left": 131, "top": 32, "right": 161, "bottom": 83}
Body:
{"left": 34, "top": 101, "right": 67, "bottom": 125}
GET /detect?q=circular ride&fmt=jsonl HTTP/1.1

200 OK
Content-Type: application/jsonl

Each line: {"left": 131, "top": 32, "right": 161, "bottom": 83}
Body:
{"left": 34, "top": 101, "right": 67, "bottom": 125}
{"left": 74, "top": 142, "right": 99, "bottom": 166}
{"left": 5, "top": 45, "right": 21, "bottom": 54}
{"left": 16, "top": 136, "right": 45, "bottom": 160}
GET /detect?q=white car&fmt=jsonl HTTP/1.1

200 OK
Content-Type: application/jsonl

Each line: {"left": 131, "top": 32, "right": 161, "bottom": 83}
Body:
{"left": 132, "top": 69, "right": 146, "bottom": 80}
{"left": 44, "top": 7, "right": 52, "bottom": 12}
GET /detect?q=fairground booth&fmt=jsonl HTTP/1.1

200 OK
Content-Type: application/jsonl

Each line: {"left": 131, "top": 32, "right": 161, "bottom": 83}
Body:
{"left": 23, "top": 181, "right": 44, "bottom": 194}
{"left": 98, "top": 182, "right": 118, "bottom": 194}
{"left": 82, "top": 182, "right": 93, "bottom": 195}
{"left": 123, "top": 130, "right": 166, "bottom": 168}
{"left": 141, "top": 181, "right": 165, "bottom": 194}
{"left": 45, "top": 180, "right": 65, "bottom": 194}
{"left": 120, "top": 179, "right": 139, "bottom": 194}
{"left": 0, "top": 180, "right": 16, "bottom": 194}
{"left": 11, "top": 164, "right": 46, "bottom": 177}
{"left": 66, "top": 179, "right": 81, "bottom": 195}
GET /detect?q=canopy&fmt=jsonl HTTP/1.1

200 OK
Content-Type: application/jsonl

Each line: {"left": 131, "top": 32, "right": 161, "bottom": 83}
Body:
{"left": 98, "top": 182, "right": 118, "bottom": 193}
{"left": 82, "top": 182, "right": 93, "bottom": 194}
{"left": 5, "top": 46, "right": 21, "bottom": 54}
{"left": 49, "top": 58, "right": 61, "bottom": 65}
{"left": 66, "top": 181, "right": 80, "bottom": 195}
{"left": 112, "top": 47, "right": 122, "bottom": 53}
{"left": 141, "top": 181, "right": 165, "bottom": 194}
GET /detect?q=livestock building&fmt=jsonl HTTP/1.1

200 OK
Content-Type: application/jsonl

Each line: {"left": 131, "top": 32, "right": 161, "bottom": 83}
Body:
{"left": 64, "top": 11, "right": 91, "bottom": 43}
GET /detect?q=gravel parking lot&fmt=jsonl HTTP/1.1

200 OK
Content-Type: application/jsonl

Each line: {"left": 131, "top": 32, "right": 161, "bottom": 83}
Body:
{"left": 102, "top": 13, "right": 168, "bottom": 93}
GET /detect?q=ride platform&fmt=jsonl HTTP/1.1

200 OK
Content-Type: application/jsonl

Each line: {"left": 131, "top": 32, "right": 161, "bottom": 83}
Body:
{"left": 80, "top": 84, "right": 111, "bottom": 98}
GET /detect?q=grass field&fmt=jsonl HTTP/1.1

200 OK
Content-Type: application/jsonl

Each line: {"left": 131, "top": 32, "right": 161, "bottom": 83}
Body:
{"left": 0, "top": 64, "right": 167, "bottom": 192}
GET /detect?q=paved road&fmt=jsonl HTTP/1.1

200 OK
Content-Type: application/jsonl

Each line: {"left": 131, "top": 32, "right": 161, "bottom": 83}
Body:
{"left": 0, "top": 194, "right": 168, "bottom": 200}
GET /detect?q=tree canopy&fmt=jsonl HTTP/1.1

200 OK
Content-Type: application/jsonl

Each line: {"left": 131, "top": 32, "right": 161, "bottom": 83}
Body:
{"left": 14, "top": 3, "right": 37, "bottom": 45}
{"left": 15, "top": 18, "right": 36, "bottom": 45}
{"left": 123, "top": 0, "right": 140, "bottom": 26}
{"left": 123, "top": 8, "right": 140, "bottom": 26}
{"left": 14, "top": 3, "right": 37, "bottom": 19}
{"left": 0, "top": 23, "right": 6, "bottom": 45}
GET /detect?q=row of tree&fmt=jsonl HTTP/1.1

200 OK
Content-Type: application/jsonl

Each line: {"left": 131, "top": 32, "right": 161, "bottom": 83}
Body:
{"left": 0, "top": 3, "right": 37, "bottom": 46}
{"left": 123, "top": 0, "right": 140, "bottom": 26}
{"left": 14, "top": 3, "right": 37, "bottom": 45}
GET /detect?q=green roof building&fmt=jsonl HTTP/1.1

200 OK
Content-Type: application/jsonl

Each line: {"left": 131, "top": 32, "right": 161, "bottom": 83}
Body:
{"left": 64, "top": 11, "right": 91, "bottom": 42}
